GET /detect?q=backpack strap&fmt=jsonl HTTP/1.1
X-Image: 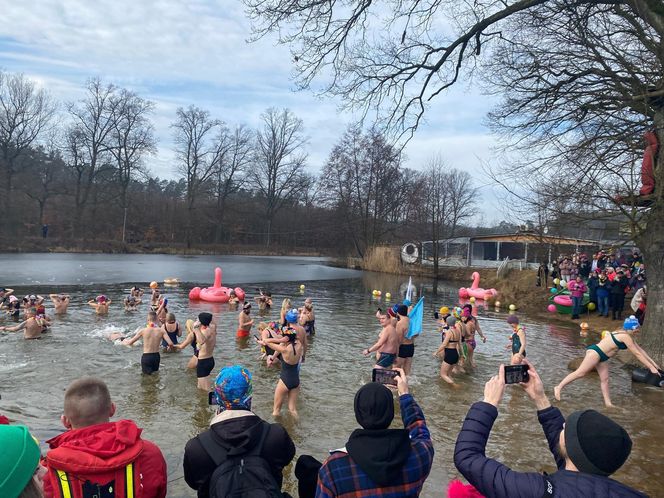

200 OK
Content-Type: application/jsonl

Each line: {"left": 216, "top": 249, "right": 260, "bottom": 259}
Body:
{"left": 246, "top": 422, "right": 271, "bottom": 457}
{"left": 198, "top": 422, "right": 271, "bottom": 464}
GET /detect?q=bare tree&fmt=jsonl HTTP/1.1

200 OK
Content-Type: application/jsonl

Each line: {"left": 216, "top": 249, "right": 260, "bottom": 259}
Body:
{"left": 250, "top": 107, "right": 309, "bottom": 247}
{"left": 213, "top": 124, "right": 252, "bottom": 243}
{"left": 0, "top": 71, "right": 55, "bottom": 232}
{"left": 320, "top": 125, "right": 403, "bottom": 257}
{"left": 65, "top": 79, "right": 121, "bottom": 237}
{"left": 172, "top": 105, "right": 227, "bottom": 248}
{"left": 108, "top": 89, "right": 156, "bottom": 242}
{"left": 22, "top": 144, "right": 66, "bottom": 228}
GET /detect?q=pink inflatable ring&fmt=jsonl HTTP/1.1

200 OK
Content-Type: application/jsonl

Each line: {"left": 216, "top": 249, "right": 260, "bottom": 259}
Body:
{"left": 189, "top": 267, "right": 245, "bottom": 303}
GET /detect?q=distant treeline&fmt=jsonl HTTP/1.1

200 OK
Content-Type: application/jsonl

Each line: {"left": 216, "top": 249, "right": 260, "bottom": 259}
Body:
{"left": 0, "top": 72, "right": 508, "bottom": 256}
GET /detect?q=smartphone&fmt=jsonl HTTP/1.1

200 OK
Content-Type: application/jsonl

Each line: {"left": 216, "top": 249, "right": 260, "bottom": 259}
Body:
{"left": 208, "top": 391, "right": 216, "bottom": 405}
{"left": 504, "top": 364, "right": 529, "bottom": 384}
{"left": 372, "top": 368, "right": 399, "bottom": 386}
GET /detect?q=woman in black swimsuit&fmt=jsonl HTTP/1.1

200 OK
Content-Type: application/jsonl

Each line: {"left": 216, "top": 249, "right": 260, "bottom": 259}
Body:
{"left": 262, "top": 327, "right": 303, "bottom": 417}
{"left": 161, "top": 312, "right": 181, "bottom": 350}
{"left": 433, "top": 315, "right": 462, "bottom": 384}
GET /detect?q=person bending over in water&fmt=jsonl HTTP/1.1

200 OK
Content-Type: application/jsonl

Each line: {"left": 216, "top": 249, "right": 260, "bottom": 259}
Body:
{"left": 122, "top": 310, "right": 174, "bottom": 374}
{"left": 161, "top": 312, "right": 181, "bottom": 350}
{"left": 363, "top": 311, "right": 400, "bottom": 369}
{"left": 506, "top": 315, "right": 526, "bottom": 364}
{"left": 177, "top": 312, "right": 217, "bottom": 390}
{"left": 49, "top": 293, "right": 70, "bottom": 314}
{"left": 555, "top": 316, "right": 661, "bottom": 407}
{"left": 434, "top": 316, "right": 462, "bottom": 384}
{"left": 262, "top": 327, "right": 303, "bottom": 417}
{"left": 88, "top": 295, "right": 111, "bottom": 315}
{"left": 0, "top": 308, "right": 45, "bottom": 339}
{"left": 237, "top": 302, "right": 254, "bottom": 338}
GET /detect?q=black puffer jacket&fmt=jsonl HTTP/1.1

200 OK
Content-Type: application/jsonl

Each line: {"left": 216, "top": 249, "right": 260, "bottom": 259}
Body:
{"left": 454, "top": 402, "right": 647, "bottom": 498}
{"left": 183, "top": 410, "right": 295, "bottom": 498}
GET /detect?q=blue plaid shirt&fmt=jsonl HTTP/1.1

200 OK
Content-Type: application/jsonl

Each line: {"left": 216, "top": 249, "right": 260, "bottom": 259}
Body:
{"left": 316, "top": 393, "right": 434, "bottom": 498}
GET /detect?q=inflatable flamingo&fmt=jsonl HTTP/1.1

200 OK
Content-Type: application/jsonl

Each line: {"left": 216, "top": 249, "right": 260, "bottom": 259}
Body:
{"left": 189, "top": 267, "right": 246, "bottom": 303}
{"left": 458, "top": 272, "right": 498, "bottom": 300}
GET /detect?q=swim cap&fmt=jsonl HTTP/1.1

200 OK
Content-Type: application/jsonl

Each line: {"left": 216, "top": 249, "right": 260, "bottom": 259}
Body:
{"left": 285, "top": 309, "right": 299, "bottom": 323}
{"left": 623, "top": 316, "right": 639, "bottom": 331}
{"left": 439, "top": 306, "right": 449, "bottom": 315}
{"left": 403, "top": 299, "right": 411, "bottom": 307}
{"left": 243, "top": 302, "right": 251, "bottom": 310}
{"left": 214, "top": 365, "right": 253, "bottom": 410}
{"left": 8, "top": 295, "right": 17, "bottom": 303}
{"left": 446, "top": 316, "right": 457, "bottom": 327}
{"left": 198, "top": 312, "right": 213, "bottom": 326}
{"left": 565, "top": 409, "right": 632, "bottom": 476}
{"left": 506, "top": 315, "right": 520, "bottom": 324}
{"left": 0, "top": 425, "right": 40, "bottom": 498}
{"left": 96, "top": 295, "right": 107, "bottom": 303}
{"left": 388, "top": 304, "right": 399, "bottom": 318}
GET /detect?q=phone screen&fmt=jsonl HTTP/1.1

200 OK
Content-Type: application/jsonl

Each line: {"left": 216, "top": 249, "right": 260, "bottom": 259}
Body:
{"left": 372, "top": 368, "right": 399, "bottom": 386}
{"left": 504, "top": 364, "right": 529, "bottom": 384}
{"left": 208, "top": 391, "right": 216, "bottom": 405}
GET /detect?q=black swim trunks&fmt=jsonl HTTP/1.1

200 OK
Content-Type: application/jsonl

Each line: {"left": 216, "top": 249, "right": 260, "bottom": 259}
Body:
{"left": 196, "top": 356, "right": 215, "bottom": 378}
{"left": 398, "top": 343, "right": 415, "bottom": 358}
{"left": 376, "top": 352, "right": 396, "bottom": 368}
{"left": 141, "top": 352, "right": 160, "bottom": 374}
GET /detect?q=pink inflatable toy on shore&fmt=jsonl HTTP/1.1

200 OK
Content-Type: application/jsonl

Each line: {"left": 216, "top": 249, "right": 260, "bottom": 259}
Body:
{"left": 458, "top": 272, "right": 498, "bottom": 300}
{"left": 189, "top": 267, "right": 246, "bottom": 303}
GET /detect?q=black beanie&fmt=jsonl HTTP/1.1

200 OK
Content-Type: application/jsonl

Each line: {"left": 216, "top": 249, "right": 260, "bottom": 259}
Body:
{"left": 565, "top": 409, "right": 632, "bottom": 476}
{"left": 198, "top": 312, "right": 213, "bottom": 326}
{"left": 396, "top": 304, "right": 408, "bottom": 317}
{"left": 354, "top": 383, "right": 394, "bottom": 430}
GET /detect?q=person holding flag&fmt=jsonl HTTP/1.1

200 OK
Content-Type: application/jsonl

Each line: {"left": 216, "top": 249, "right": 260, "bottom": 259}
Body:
{"left": 396, "top": 295, "right": 424, "bottom": 377}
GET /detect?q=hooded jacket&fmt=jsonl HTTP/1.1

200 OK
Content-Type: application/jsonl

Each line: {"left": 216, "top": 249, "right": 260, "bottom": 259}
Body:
{"left": 183, "top": 410, "right": 295, "bottom": 498}
{"left": 454, "top": 402, "right": 647, "bottom": 498}
{"left": 316, "top": 394, "right": 434, "bottom": 498}
{"left": 43, "top": 419, "right": 167, "bottom": 498}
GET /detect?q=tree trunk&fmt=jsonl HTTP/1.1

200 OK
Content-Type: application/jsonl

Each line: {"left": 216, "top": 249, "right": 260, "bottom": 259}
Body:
{"left": 637, "top": 114, "right": 664, "bottom": 365}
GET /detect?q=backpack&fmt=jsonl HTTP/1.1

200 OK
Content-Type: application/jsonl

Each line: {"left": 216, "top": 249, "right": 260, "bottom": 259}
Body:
{"left": 198, "top": 422, "right": 283, "bottom": 498}
{"left": 46, "top": 458, "right": 141, "bottom": 498}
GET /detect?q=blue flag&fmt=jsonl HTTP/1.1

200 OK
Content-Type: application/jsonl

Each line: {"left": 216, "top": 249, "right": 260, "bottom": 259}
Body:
{"left": 406, "top": 297, "right": 424, "bottom": 339}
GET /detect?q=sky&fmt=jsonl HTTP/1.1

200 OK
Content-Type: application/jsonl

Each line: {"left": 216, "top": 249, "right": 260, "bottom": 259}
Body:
{"left": 0, "top": 0, "right": 504, "bottom": 224}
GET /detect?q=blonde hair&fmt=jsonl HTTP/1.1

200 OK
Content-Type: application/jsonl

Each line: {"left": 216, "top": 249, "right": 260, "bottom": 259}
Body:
{"left": 257, "top": 321, "right": 268, "bottom": 331}
{"left": 280, "top": 298, "right": 291, "bottom": 313}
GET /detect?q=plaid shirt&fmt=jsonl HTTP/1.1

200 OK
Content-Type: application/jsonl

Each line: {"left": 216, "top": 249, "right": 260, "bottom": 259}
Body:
{"left": 315, "top": 393, "right": 434, "bottom": 498}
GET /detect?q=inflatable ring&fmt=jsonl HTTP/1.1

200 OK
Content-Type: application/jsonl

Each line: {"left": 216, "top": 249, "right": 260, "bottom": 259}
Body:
{"left": 164, "top": 278, "right": 179, "bottom": 286}
{"left": 401, "top": 243, "right": 419, "bottom": 264}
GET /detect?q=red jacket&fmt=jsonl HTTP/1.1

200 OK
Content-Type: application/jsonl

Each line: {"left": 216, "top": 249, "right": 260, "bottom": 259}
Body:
{"left": 43, "top": 420, "right": 167, "bottom": 498}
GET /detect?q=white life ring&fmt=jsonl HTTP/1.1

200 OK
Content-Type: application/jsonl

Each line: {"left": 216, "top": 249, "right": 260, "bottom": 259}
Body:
{"left": 401, "top": 243, "right": 419, "bottom": 264}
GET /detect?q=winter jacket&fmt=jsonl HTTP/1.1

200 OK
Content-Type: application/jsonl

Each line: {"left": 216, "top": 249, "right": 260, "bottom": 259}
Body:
{"left": 316, "top": 394, "right": 434, "bottom": 498}
{"left": 454, "top": 402, "right": 647, "bottom": 498}
{"left": 578, "top": 261, "right": 591, "bottom": 278}
{"left": 43, "top": 420, "right": 167, "bottom": 498}
{"left": 183, "top": 410, "right": 295, "bottom": 498}
{"left": 611, "top": 278, "right": 628, "bottom": 296}
{"left": 587, "top": 276, "right": 599, "bottom": 301}
{"left": 631, "top": 288, "right": 647, "bottom": 312}
{"left": 568, "top": 280, "right": 587, "bottom": 298}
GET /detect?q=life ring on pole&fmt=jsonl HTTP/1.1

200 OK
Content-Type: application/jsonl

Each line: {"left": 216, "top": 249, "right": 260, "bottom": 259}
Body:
{"left": 401, "top": 243, "right": 419, "bottom": 264}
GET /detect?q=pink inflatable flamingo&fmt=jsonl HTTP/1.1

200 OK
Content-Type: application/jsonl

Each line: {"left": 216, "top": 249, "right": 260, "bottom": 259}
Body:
{"left": 458, "top": 272, "right": 498, "bottom": 300}
{"left": 189, "top": 267, "right": 246, "bottom": 303}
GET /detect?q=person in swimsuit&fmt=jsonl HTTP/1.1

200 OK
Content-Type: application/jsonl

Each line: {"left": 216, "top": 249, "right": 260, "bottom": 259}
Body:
{"left": 363, "top": 310, "right": 400, "bottom": 369}
{"left": 178, "top": 319, "right": 202, "bottom": 369}
{"left": 130, "top": 285, "right": 144, "bottom": 303}
{"left": 228, "top": 289, "right": 240, "bottom": 309}
{"left": 279, "top": 298, "right": 292, "bottom": 326}
{"left": 124, "top": 295, "right": 139, "bottom": 312}
{"left": 237, "top": 302, "right": 254, "bottom": 338}
{"left": 506, "top": 315, "right": 526, "bottom": 364}
{"left": 155, "top": 298, "right": 168, "bottom": 325}
{"left": 395, "top": 304, "right": 415, "bottom": 375}
{"left": 4, "top": 295, "right": 21, "bottom": 320}
{"left": 460, "top": 307, "right": 486, "bottom": 368}
{"left": 257, "top": 321, "right": 279, "bottom": 361}
{"left": 88, "top": 295, "right": 111, "bottom": 315}
{"left": 161, "top": 312, "right": 181, "bottom": 350}
{"left": 49, "top": 293, "right": 70, "bottom": 314}
{"left": 555, "top": 316, "right": 661, "bottom": 407}
{"left": 177, "top": 312, "right": 217, "bottom": 390}
{"left": 261, "top": 327, "right": 303, "bottom": 417}
{"left": 122, "top": 310, "right": 175, "bottom": 374}
{"left": 433, "top": 315, "right": 462, "bottom": 384}
{"left": 299, "top": 298, "right": 316, "bottom": 336}
{"left": 0, "top": 308, "right": 45, "bottom": 339}
{"left": 254, "top": 289, "right": 273, "bottom": 312}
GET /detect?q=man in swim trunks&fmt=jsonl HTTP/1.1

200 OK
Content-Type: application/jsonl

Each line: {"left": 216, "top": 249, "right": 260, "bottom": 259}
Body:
{"left": 183, "top": 312, "right": 217, "bottom": 391}
{"left": 88, "top": 295, "right": 111, "bottom": 315}
{"left": 0, "top": 287, "right": 15, "bottom": 305}
{"left": 0, "top": 308, "right": 44, "bottom": 339}
{"left": 130, "top": 286, "right": 144, "bottom": 303}
{"left": 299, "top": 298, "right": 316, "bottom": 336}
{"left": 122, "top": 310, "right": 175, "bottom": 374}
{"left": 124, "top": 295, "right": 139, "bottom": 311}
{"left": 395, "top": 304, "right": 415, "bottom": 375}
{"left": 237, "top": 302, "right": 254, "bottom": 338}
{"left": 254, "top": 289, "right": 273, "bottom": 312}
{"left": 49, "top": 293, "right": 70, "bottom": 314}
{"left": 363, "top": 310, "right": 400, "bottom": 369}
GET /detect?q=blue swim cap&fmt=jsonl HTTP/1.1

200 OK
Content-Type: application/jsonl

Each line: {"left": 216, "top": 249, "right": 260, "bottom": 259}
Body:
{"left": 623, "top": 316, "right": 639, "bottom": 331}
{"left": 214, "top": 365, "right": 252, "bottom": 410}
{"left": 403, "top": 299, "right": 411, "bottom": 307}
{"left": 285, "top": 308, "right": 299, "bottom": 323}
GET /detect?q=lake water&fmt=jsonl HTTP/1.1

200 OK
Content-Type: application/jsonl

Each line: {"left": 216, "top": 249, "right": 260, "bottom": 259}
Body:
{"left": 0, "top": 254, "right": 661, "bottom": 497}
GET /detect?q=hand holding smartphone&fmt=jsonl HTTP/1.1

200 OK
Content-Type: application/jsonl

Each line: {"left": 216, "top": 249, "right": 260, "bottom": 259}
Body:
{"left": 504, "top": 364, "right": 529, "bottom": 384}
{"left": 372, "top": 368, "right": 399, "bottom": 386}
